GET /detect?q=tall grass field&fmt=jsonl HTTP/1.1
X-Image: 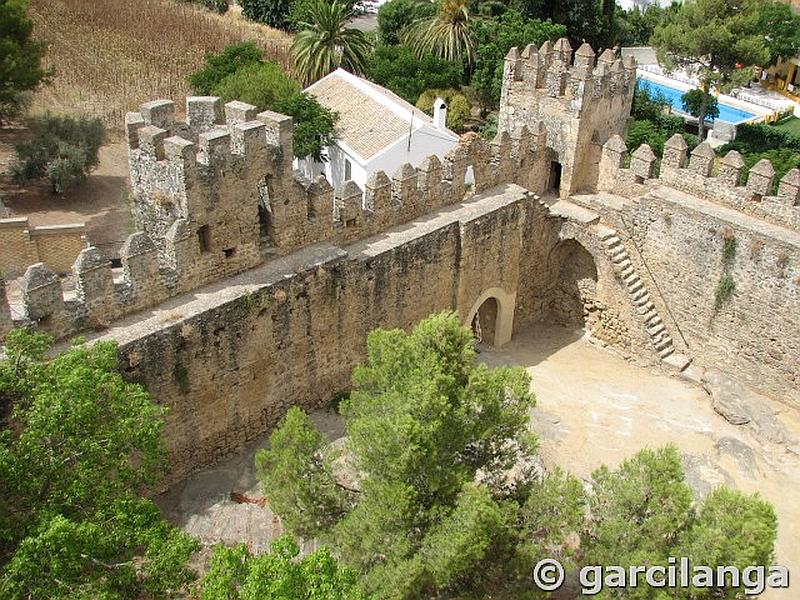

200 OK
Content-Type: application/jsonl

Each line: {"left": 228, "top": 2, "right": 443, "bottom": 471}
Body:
{"left": 28, "top": 0, "right": 292, "bottom": 132}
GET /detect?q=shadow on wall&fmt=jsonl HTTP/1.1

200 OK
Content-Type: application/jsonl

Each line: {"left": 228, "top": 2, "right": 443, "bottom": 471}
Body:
{"left": 548, "top": 238, "right": 598, "bottom": 328}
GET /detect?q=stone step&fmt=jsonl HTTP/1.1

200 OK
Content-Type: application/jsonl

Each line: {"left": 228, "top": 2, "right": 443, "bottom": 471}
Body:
{"left": 646, "top": 314, "right": 662, "bottom": 327}
{"left": 616, "top": 259, "right": 632, "bottom": 272}
{"left": 647, "top": 323, "right": 666, "bottom": 337}
{"left": 611, "top": 252, "right": 628, "bottom": 265}
{"left": 627, "top": 280, "right": 644, "bottom": 294}
{"left": 603, "top": 235, "right": 621, "bottom": 247}
{"left": 597, "top": 227, "right": 617, "bottom": 241}
{"left": 658, "top": 345, "right": 675, "bottom": 359}
{"left": 633, "top": 290, "right": 649, "bottom": 305}
{"left": 623, "top": 272, "right": 638, "bottom": 286}
{"left": 664, "top": 352, "right": 692, "bottom": 372}
{"left": 621, "top": 265, "right": 635, "bottom": 279}
{"left": 609, "top": 245, "right": 626, "bottom": 257}
{"left": 654, "top": 337, "right": 672, "bottom": 352}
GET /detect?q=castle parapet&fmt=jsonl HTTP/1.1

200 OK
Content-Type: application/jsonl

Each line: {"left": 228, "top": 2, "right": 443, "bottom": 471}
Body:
{"left": 599, "top": 136, "right": 800, "bottom": 231}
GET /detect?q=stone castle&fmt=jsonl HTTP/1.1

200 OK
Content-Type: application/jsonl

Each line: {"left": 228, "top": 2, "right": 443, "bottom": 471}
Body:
{"left": 2, "top": 39, "right": 798, "bottom": 482}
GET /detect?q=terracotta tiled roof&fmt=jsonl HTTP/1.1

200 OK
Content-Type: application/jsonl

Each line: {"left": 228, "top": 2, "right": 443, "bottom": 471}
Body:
{"left": 305, "top": 69, "right": 438, "bottom": 161}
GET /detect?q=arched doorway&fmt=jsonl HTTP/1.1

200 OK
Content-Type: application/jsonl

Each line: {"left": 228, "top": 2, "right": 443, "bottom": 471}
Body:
{"left": 465, "top": 288, "right": 515, "bottom": 347}
{"left": 548, "top": 239, "right": 598, "bottom": 328}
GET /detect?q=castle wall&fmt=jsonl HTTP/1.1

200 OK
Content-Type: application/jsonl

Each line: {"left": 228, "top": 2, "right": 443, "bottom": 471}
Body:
{"left": 0, "top": 218, "right": 86, "bottom": 276}
{"left": 591, "top": 135, "right": 800, "bottom": 406}
{"left": 627, "top": 189, "right": 800, "bottom": 408}
{"left": 96, "top": 186, "right": 642, "bottom": 483}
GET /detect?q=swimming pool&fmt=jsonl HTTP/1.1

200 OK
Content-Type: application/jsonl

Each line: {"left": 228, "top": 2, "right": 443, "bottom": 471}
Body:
{"left": 637, "top": 78, "right": 758, "bottom": 125}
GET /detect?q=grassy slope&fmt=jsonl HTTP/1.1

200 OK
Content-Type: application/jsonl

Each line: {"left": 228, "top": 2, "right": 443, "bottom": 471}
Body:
{"left": 771, "top": 116, "right": 800, "bottom": 137}
{"left": 28, "top": 0, "right": 292, "bottom": 132}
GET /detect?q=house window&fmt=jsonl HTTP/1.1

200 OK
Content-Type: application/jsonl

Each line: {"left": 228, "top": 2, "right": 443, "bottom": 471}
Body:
{"left": 344, "top": 158, "right": 352, "bottom": 181}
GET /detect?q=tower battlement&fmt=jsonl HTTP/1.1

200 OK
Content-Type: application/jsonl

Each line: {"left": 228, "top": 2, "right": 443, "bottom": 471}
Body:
{"left": 499, "top": 38, "right": 636, "bottom": 197}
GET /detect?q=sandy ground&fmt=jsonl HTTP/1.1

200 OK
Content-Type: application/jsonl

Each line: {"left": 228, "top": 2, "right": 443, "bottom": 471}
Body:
{"left": 0, "top": 129, "right": 132, "bottom": 257}
{"left": 157, "top": 324, "right": 800, "bottom": 597}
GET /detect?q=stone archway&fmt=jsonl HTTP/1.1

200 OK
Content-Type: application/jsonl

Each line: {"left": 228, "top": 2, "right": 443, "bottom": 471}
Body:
{"left": 465, "top": 287, "right": 515, "bottom": 347}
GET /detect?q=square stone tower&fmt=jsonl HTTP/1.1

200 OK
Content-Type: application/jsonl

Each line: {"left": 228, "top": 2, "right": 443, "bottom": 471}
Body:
{"left": 499, "top": 39, "right": 636, "bottom": 197}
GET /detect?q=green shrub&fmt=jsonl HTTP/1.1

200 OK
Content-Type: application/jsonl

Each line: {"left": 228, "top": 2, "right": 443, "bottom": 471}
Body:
{"left": 715, "top": 275, "right": 736, "bottom": 310}
{"left": 188, "top": 42, "right": 264, "bottom": 95}
{"left": 239, "top": 0, "right": 292, "bottom": 28}
{"left": 680, "top": 88, "right": 720, "bottom": 120}
{"left": 377, "top": 0, "right": 436, "bottom": 45}
{"left": 11, "top": 115, "right": 105, "bottom": 194}
{"left": 366, "top": 45, "right": 464, "bottom": 104}
{"left": 275, "top": 92, "right": 338, "bottom": 161}
{"left": 213, "top": 61, "right": 300, "bottom": 111}
{"left": 416, "top": 88, "right": 471, "bottom": 131}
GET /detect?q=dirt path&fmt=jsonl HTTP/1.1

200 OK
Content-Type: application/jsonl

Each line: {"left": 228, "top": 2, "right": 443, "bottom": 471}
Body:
{"left": 482, "top": 325, "right": 800, "bottom": 600}
{"left": 0, "top": 132, "right": 132, "bottom": 257}
{"left": 158, "top": 324, "right": 800, "bottom": 597}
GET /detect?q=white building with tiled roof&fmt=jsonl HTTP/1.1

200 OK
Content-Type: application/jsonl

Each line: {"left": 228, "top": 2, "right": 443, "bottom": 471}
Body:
{"left": 296, "top": 68, "right": 460, "bottom": 193}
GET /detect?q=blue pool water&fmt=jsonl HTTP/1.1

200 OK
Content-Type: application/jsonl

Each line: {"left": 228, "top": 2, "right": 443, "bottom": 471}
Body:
{"left": 637, "top": 78, "right": 757, "bottom": 125}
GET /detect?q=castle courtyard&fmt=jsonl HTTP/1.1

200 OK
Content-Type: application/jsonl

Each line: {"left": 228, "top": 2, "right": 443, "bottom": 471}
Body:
{"left": 158, "top": 323, "right": 800, "bottom": 599}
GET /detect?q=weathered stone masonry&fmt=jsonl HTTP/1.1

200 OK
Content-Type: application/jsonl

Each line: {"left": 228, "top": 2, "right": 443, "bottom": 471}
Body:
{"left": 2, "top": 38, "right": 798, "bottom": 481}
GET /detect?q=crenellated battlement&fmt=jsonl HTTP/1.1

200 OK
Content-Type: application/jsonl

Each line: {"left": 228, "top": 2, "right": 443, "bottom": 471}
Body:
{"left": 598, "top": 133, "right": 800, "bottom": 230}
{"left": 499, "top": 38, "right": 636, "bottom": 197}
{"left": 4, "top": 97, "right": 554, "bottom": 341}
{"left": 502, "top": 39, "right": 636, "bottom": 114}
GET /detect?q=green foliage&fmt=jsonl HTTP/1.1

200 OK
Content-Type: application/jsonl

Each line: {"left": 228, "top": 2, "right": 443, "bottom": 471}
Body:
{"left": 212, "top": 61, "right": 299, "bottom": 109}
{"left": 190, "top": 45, "right": 339, "bottom": 160}
{"left": 404, "top": 0, "right": 475, "bottom": 65}
{"left": 258, "top": 314, "right": 777, "bottom": 599}
{"left": 378, "top": 0, "right": 436, "bottom": 45}
{"left": 198, "top": 536, "right": 371, "bottom": 599}
{"left": 416, "top": 88, "right": 471, "bottom": 131}
{"left": 652, "top": 0, "right": 770, "bottom": 138}
{"left": 614, "top": 3, "right": 678, "bottom": 47}
{"left": 582, "top": 445, "right": 776, "bottom": 597}
{"left": 681, "top": 88, "right": 720, "bottom": 120}
{"left": 715, "top": 274, "right": 736, "bottom": 310}
{"left": 10, "top": 114, "right": 106, "bottom": 194}
{"left": 0, "top": 329, "right": 197, "bottom": 598}
{"left": 256, "top": 407, "right": 349, "bottom": 538}
{"left": 722, "top": 236, "right": 737, "bottom": 267}
{"left": 682, "top": 487, "right": 777, "bottom": 598}
{"left": 0, "top": 0, "right": 48, "bottom": 122}
{"left": 511, "top": 0, "right": 608, "bottom": 49}
{"left": 366, "top": 45, "right": 464, "bottom": 104}
{"left": 477, "top": 112, "right": 498, "bottom": 140}
{"left": 188, "top": 42, "right": 264, "bottom": 95}
{"left": 291, "top": 0, "right": 371, "bottom": 84}
{"left": 757, "top": 0, "right": 800, "bottom": 64}
{"left": 258, "top": 313, "right": 538, "bottom": 598}
{"left": 469, "top": 10, "right": 565, "bottom": 108}
{"left": 239, "top": 0, "right": 292, "bottom": 29}
{"left": 631, "top": 81, "right": 669, "bottom": 122}
{"left": 719, "top": 124, "right": 800, "bottom": 193}
{"left": 276, "top": 92, "right": 338, "bottom": 161}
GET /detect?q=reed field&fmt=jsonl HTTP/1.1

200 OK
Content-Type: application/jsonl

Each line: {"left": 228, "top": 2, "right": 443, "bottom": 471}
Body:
{"left": 28, "top": 0, "right": 292, "bottom": 132}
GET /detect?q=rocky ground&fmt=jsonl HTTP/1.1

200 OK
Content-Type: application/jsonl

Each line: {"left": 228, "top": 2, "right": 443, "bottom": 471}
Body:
{"left": 157, "top": 323, "right": 800, "bottom": 597}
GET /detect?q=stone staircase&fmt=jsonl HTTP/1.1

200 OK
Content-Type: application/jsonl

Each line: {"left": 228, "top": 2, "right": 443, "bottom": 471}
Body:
{"left": 595, "top": 224, "right": 685, "bottom": 365}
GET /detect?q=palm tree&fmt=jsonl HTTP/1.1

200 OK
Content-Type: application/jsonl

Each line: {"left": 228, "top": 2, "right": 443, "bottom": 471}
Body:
{"left": 405, "top": 0, "right": 474, "bottom": 66}
{"left": 291, "top": 0, "right": 371, "bottom": 85}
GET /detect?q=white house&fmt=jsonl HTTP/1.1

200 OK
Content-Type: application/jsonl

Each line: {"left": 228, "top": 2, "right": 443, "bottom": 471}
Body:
{"left": 295, "top": 68, "right": 461, "bottom": 193}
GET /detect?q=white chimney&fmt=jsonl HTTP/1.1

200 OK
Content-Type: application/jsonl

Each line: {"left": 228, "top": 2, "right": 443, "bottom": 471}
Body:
{"left": 433, "top": 97, "right": 447, "bottom": 131}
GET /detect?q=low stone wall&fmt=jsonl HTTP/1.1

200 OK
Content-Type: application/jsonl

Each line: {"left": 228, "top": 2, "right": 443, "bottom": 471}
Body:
{"left": 0, "top": 218, "right": 86, "bottom": 276}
